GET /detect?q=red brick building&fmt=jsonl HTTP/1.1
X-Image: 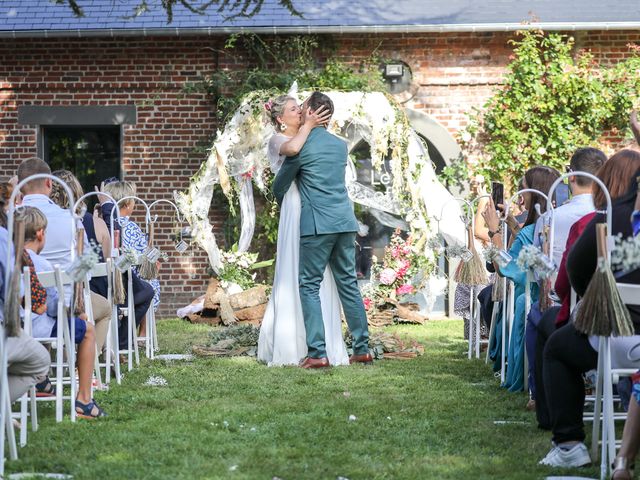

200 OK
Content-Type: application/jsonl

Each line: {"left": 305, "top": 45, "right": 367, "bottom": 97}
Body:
{"left": 1, "top": 1, "right": 638, "bottom": 315}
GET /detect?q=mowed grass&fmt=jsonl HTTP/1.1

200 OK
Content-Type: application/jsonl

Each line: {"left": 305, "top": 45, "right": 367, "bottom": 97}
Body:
{"left": 6, "top": 319, "right": 601, "bottom": 479}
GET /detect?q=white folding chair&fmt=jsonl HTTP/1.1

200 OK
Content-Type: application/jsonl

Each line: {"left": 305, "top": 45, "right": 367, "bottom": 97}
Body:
{"left": 12, "top": 266, "right": 40, "bottom": 447}
{"left": 586, "top": 283, "right": 640, "bottom": 477}
{"left": 548, "top": 172, "right": 619, "bottom": 479}
{"left": 22, "top": 266, "right": 77, "bottom": 423}
{"left": 120, "top": 263, "right": 141, "bottom": 372}
{"left": 0, "top": 332, "right": 19, "bottom": 476}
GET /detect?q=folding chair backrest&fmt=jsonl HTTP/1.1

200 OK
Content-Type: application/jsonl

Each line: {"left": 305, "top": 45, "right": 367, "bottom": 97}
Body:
{"left": 617, "top": 283, "right": 640, "bottom": 306}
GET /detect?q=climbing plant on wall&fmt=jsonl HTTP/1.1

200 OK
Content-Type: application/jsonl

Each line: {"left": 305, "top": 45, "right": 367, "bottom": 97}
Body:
{"left": 462, "top": 30, "right": 640, "bottom": 186}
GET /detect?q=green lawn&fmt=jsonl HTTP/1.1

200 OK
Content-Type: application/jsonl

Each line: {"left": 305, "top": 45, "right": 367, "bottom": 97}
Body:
{"left": 6, "top": 319, "right": 601, "bottom": 479}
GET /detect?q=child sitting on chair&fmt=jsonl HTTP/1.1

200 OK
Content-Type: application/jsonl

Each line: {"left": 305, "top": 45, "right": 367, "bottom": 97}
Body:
{"left": 18, "top": 206, "right": 106, "bottom": 419}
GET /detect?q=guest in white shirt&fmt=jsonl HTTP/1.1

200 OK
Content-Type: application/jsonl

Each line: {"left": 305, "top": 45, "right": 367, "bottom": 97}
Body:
{"left": 533, "top": 147, "right": 607, "bottom": 268}
{"left": 18, "top": 158, "right": 77, "bottom": 297}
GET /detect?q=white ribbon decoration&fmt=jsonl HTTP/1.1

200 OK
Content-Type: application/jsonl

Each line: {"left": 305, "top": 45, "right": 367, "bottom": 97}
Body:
{"left": 175, "top": 86, "right": 465, "bottom": 273}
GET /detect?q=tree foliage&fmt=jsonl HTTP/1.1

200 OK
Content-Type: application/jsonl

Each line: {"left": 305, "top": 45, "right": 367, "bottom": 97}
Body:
{"left": 463, "top": 30, "right": 640, "bottom": 186}
{"left": 190, "top": 33, "right": 385, "bottom": 123}
{"left": 54, "top": 0, "right": 301, "bottom": 23}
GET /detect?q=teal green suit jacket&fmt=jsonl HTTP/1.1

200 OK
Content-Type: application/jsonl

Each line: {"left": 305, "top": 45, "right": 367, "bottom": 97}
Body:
{"left": 273, "top": 127, "right": 358, "bottom": 237}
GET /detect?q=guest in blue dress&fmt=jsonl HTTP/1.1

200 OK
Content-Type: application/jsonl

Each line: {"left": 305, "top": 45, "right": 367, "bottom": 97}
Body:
{"left": 483, "top": 166, "right": 560, "bottom": 392}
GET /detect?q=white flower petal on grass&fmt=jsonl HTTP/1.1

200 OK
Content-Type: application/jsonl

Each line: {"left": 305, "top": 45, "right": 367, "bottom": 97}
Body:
{"left": 229, "top": 465, "right": 238, "bottom": 472}
{"left": 144, "top": 375, "right": 168, "bottom": 387}
{"left": 348, "top": 414, "right": 357, "bottom": 421}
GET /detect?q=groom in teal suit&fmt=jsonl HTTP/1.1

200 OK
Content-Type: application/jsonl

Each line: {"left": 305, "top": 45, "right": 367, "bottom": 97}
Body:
{"left": 273, "top": 92, "right": 371, "bottom": 368}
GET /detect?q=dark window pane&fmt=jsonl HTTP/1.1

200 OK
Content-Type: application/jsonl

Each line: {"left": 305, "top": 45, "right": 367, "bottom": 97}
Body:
{"left": 43, "top": 126, "right": 121, "bottom": 209}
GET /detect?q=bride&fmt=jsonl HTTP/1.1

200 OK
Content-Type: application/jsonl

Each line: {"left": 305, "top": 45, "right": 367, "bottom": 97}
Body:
{"left": 257, "top": 95, "right": 350, "bottom": 367}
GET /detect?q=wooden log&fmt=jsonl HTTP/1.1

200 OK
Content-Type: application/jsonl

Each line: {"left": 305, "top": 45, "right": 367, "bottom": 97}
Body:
{"left": 186, "top": 313, "right": 222, "bottom": 326}
{"left": 234, "top": 303, "right": 267, "bottom": 322}
{"left": 204, "top": 277, "right": 220, "bottom": 311}
{"left": 395, "top": 304, "right": 428, "bottom": 324}
{"left": 229, "top": 285, "right": 269, "bottom": 310}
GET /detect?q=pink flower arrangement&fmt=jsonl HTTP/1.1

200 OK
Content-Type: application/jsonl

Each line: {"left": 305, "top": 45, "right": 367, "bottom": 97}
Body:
{"left": 363, "top": 297, "right": 372, "bottom": 310}
{"left": 396, "top": 284, "right": 415, "bottom": 296}
{"left": 379, "top": 268, "right": 397, "bottom": 285}
{"left": 364, "top": 229, "right": 429, "bottom": 313}
{"left": 396, "top": 259, "right": 411, "bottom": 279}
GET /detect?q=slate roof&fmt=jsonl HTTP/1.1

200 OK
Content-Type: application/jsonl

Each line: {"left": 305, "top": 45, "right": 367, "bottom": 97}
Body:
{"left": 1, "top": 0, "right": 640, "bottom": 36}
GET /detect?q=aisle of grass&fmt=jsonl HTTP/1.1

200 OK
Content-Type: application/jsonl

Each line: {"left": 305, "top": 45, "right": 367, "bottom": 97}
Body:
{"left": 6, "top": 319, "right": 600, "bottom": 479}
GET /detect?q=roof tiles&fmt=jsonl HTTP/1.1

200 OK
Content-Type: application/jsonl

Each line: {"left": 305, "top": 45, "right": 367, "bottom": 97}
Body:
{"left": 0, "top": 0, "right": 638, "bottom": 33}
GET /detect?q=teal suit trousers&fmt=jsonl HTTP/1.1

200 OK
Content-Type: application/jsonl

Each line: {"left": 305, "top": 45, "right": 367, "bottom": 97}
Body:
{"left": 299, "top": 232, "right": 369, "bottom": 358}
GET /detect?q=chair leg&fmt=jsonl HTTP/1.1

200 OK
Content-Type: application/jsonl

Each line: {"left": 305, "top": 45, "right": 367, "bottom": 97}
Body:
{"left": 19, "top": 395, "right": 27, "bottom": 447}
{"left": 152, "top": 308, "right": 159, "bottom": 357}
{"left": 29, "top": 386, "right": 37, "bottom": 433}
{"left": 4, "top": 389, "right": 17, "bottom": 461}
{"left": 486, "top": 302, "right": 498, "bottom": 364}
{"left": 474, "top": 298, "right": 481, "bottom": 359}
{"left": 592, "top": 339, "right": 604, "bottom": 462}
{"left": 111, "top": 307, "right": 122, "bottom": 384}
{"left": 55, "top": 337, "right": 64, "bottom": 423}
{"left": 468, "top": 288, "right": 474, "bottom": 360}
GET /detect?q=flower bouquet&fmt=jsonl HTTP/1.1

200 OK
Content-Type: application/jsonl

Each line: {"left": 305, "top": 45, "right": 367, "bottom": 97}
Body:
{"left": 361, "top": 229, "right": 429, "bottom": 325}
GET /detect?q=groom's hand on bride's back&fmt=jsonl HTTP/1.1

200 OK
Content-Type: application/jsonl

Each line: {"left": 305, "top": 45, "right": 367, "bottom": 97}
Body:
{"left": 305, "top": 106, "right": 331, "bottom": 128}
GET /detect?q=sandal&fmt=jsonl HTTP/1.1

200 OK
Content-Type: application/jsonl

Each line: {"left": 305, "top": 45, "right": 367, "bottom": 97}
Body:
{"left": 612, "top": 457, "right": 634, "bottom": 480}
{"left": 35, "top": 376, "right": 56, "bottom": 398}
{"left": 75, "top": 399, "right": 107, "bottom": 419}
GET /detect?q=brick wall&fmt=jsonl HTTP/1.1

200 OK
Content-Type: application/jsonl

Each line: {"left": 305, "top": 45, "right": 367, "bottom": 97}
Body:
{"left": 0, "top": 37, "right": 223, "bottom": 316}
{"left": 1, "top": 30, "right": 639, "bottom": 316}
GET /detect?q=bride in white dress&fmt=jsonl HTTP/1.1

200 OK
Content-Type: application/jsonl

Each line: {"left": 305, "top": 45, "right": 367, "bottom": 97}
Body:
{"left": 257, "top": 95, "right": 350, "bottom": 367}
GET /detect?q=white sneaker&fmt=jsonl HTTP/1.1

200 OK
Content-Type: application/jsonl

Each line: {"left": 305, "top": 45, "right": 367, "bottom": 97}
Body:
{"left": 539, "top": 443, "right": 591, "bottom": 467}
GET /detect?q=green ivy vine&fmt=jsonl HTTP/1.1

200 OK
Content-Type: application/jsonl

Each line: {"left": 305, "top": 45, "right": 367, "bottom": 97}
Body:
{"left": 463, "top": 30, "right": 640, "bottom": 186}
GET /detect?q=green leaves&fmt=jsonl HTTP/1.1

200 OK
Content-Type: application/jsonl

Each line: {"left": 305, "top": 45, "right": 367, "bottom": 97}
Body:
{"left": 465, "top": 31, "right": 640, "bottom": 186}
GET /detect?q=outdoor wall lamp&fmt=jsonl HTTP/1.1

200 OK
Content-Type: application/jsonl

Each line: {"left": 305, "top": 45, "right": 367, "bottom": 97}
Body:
{"left": 384, "top": 63, "right": 404, "bottom": 82}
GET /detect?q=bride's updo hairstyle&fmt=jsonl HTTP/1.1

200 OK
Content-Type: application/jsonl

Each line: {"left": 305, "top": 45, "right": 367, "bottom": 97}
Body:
{"left": 268, "top": 95, "right": 295, "bottom": 129}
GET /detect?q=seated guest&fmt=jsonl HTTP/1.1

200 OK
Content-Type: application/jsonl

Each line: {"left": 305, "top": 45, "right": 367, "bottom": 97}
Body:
{"left": 533, "top": 147, "right": 606, "bottom": 267}
{"left": 539, "top": 149, "right": 640, "bottom": 467}
{"left": 19, "top": 206, "right": 106, "bottom": 418}
{"left": 104, "top": 180, "right": 161, "bottom": 317}
{"left": 535, "top": 151, "right": 628, "bottom": 428}
{"left": 483, "top": 166, "right": 561, "bottom": 392}
{"left": 97, "top": 179, "right": 153, "bottom": 351}
{"left": 49, "top": 170, "right": 111, "bottom": 355}
{"left": 525, "top": 147, "right": 605, "bottom": 409}
{"left": 0, "top": 196, "right": 50, "bottom": 404}
{"left": 18, "top": 158, "right": 76, "bottom": 300}
{"left": 611, "top": 372, "right": 640, "bottom": 479}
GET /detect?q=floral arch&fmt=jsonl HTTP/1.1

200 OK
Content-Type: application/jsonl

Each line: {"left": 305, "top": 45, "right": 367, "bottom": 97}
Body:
{"left": 176, "top": 85, "right": 465, "bottom": 305}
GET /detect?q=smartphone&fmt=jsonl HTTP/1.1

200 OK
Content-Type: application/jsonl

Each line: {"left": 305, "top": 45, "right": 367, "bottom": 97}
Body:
{"left": 491, "top": 181, "right": 504, "bottom": 209}
{"left": 554, "top": 182, "right": 571, "bottom": 207}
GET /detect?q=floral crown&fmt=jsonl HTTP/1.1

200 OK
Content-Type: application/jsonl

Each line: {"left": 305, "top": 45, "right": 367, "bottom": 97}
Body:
{"left": 264, "top": 100, "right": 273, "bottom": 112}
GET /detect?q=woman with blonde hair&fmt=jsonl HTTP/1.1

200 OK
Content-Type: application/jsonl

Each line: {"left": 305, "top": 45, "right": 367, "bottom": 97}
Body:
{"left": 50, "top": 169, "right": 112, "bottom": 356}
{"left": 98, "top": 179, "right": 154, "bottom": 350}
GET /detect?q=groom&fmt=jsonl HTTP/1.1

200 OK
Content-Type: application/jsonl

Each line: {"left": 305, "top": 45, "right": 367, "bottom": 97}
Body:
{"left": 273, "top": 91, "right": 371, "bottom": 369}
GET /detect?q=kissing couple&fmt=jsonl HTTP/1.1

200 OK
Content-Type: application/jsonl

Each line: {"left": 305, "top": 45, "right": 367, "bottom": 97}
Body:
{"left": 257, "top": 92, "right": 371, "bottom": 368}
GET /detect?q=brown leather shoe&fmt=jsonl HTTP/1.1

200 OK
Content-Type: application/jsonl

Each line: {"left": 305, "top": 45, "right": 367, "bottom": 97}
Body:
{"left": 349, "top": 353, "right": 373, "bottom": 365}
{"left": 300, "top": 357, "right": 330, "bottom": 369}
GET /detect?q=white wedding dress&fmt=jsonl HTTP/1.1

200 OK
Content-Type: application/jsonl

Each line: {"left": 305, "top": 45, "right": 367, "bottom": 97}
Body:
{"left": 257, "top": 133, "right": 350, "bottom": 367}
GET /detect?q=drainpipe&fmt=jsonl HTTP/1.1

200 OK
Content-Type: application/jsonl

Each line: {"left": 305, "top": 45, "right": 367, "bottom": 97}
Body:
{"left": 3, "top": 22, "right": 640, "bottom": 38}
